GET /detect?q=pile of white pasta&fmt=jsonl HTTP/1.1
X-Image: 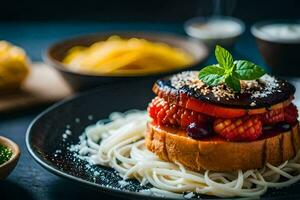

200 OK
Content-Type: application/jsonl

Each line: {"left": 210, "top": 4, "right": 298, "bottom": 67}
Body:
{"left": 73, "top": 110, "right": 300, "bottom": 198}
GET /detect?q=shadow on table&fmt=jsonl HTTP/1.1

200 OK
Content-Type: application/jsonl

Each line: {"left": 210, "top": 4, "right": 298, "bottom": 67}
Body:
{"left": 0, "top": 180, "right": 35, "bottom": 200}
{"left": 48, "top": 179, "right": 127, "bottom": 200}
{"left": 0, "top": 105, "right": 49, "bottom": 120}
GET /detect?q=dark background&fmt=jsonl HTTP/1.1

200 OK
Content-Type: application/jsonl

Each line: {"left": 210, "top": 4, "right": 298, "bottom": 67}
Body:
{"left": 1, "top": 0, "right": 300, "bottom": 22}
{"left": 1, "top": 1, "right": 300, "bottom": 200}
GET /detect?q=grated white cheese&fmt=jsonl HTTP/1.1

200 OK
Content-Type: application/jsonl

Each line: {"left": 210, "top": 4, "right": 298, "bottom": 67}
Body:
{"left": 251, "top": 74, "right": 279, "bottom": 98}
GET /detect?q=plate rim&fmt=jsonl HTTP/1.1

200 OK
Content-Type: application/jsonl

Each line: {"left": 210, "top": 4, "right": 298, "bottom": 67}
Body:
{"left": 25, "top": 86, "right": 185, "bottom": 200}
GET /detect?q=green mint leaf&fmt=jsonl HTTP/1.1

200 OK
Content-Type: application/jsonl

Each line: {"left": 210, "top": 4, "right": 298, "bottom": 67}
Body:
{"left": 215, "top": 45, "right": 234, "bottom": 70}
{"left": 198, "top": 65, "right": 225, "bottom": 86}
{"left": 225, "top": 75, "right": 241, "bottom": 92}
{"left": 198, "top": 45, "right": 265, "bottom": 92}
{"left": 234, "top": 60, "right": 266, "bottom": 80}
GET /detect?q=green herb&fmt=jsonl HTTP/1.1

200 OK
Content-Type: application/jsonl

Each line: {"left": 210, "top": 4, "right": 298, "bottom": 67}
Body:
{"left": 0, "top": 144, "right": 13, "bottom": 165}
{"left": 198, "top": 45, "right": 266, "bottom": 92}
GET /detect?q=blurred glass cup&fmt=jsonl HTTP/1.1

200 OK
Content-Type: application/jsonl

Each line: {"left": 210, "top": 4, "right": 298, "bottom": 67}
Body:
{"left": 184, "top": 16, "right": 245, "bottom": 48}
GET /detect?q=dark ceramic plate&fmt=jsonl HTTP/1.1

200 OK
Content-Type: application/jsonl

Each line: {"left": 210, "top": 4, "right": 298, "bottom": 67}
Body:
{"left": 26, "top": 80, "right": 300, "bottom": 200}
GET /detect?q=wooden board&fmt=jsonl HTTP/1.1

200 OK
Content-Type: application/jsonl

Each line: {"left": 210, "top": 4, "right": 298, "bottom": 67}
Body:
{"left": 0, "top": 62, "right": 73, "bottom": 112}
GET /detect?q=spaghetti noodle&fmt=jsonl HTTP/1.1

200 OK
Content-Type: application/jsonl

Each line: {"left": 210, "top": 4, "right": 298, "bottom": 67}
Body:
{"left": 72, "top": 110, "right": 300, "bottom": 198}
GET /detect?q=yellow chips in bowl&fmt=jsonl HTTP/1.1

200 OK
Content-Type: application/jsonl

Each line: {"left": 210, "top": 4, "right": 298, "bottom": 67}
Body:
{"left": 62, "top": 36, "right": 193, "bottom": 76}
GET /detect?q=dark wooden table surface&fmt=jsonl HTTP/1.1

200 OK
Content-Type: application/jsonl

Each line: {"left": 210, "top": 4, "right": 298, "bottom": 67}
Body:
{"left": 0, "top": 22, "right": 270, "bottom": 200}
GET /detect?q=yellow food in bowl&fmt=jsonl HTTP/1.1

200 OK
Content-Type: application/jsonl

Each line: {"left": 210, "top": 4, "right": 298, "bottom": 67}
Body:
{"left": 62, "top": 36, "right": 194, "bottom": 76}
{"left": 0, "top": 41, "right": 30, "bottom": 91}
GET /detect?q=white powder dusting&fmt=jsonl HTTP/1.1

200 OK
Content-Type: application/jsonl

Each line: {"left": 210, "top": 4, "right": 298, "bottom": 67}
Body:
{"left": 53, "top": 149, "right": 62, "bottom": 157}
{"left": 65, "top": 130, "right": 72, "bottom": 135}
{"left": 62, "top": 127, "right": 73, "bottom": 142}
{"left": 55, "top": 149, "right": 62, "bottom": 153}
{"left": 118, "top": 180, "right": 130, "bottom": 188}
{"left": 88, "top": 115, "right": 94, "bottom": 120}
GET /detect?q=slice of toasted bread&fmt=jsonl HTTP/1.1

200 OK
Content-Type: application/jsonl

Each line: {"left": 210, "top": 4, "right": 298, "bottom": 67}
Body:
{"left": 145, "top": 122, "right": 300, "bottom": 172}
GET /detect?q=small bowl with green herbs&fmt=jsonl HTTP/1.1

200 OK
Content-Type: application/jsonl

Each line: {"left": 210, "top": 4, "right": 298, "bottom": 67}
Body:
{"left": 0, "top": 136, "right": 20, "bottom": 180}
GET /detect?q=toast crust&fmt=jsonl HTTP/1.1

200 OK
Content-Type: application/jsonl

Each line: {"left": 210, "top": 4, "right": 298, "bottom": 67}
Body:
{"left": 145, "top": 122, "right": 300, "bottom": 172}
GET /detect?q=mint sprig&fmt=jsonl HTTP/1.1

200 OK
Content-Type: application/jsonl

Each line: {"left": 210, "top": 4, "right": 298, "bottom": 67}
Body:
{"left": 198, "top": 45, "right": 266, "bottom": 92}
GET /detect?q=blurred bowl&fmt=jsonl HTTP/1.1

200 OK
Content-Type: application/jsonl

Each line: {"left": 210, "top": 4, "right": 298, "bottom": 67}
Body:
{"left": 251, "top": 20, "right": 300, "bottom": 76}
{"left": 44, "top": 32, "right": 209, "bottom": 91}
{"left": 0, "top": 136, "right": 20, "bottom": 180}
{"left": 184, "top": 16, "right": 245, "bottom": 48}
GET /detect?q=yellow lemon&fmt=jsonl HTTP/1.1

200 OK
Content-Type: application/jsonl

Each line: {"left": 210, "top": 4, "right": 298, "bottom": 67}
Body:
{"left": 0, "top": 41, "right": 30, "bottom": 91}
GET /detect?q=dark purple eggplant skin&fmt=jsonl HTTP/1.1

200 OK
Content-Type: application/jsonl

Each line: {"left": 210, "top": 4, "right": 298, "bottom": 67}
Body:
{"left": 155, "top": 75, "right": 295, "bottom": 109}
